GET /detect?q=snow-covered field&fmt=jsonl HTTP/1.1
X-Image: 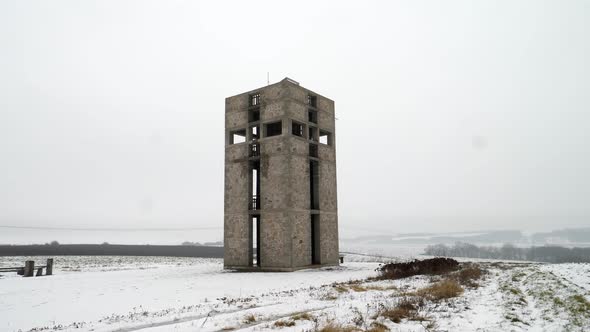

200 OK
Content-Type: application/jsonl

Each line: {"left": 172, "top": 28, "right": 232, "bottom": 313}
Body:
{"left": 1, "top": 256, "right": 589, "bottom": 332}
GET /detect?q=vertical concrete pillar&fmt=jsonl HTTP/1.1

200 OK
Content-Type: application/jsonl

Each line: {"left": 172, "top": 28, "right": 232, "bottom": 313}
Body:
{"left": 24, "top": 261, "right": 34, "bottom": 277}
{"left": 46, "top": 258, "right": 54, "bottom": 275}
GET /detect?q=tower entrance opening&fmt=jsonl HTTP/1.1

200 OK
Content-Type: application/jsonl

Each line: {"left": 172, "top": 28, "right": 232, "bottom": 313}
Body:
{"left": 251, "top": 215, "right": 260, "bottom": 267}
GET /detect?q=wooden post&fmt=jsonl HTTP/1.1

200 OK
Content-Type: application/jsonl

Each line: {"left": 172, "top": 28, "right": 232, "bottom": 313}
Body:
{"left": 24, "top": 261, "right": 35, "bottom": 277}
{"left": 46, "top": 258, "right": 53, "bottom": 276}
{"left": 36, "top": 267, "right": 43, "bottom": 276}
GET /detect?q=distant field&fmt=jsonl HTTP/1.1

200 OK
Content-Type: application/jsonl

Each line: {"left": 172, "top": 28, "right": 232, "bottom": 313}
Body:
{"left": 0, "top": 244, "right": 223, "bottom": 258}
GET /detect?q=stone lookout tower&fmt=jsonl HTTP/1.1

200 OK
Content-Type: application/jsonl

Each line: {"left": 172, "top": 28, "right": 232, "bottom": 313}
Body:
{"left": 224, "top": 78, "right": 339, "bottom": 271}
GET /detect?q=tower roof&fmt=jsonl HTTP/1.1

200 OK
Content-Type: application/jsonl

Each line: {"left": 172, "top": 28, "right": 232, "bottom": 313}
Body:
{"left": 281, "top": 77, "right": 300, "bottom": 85}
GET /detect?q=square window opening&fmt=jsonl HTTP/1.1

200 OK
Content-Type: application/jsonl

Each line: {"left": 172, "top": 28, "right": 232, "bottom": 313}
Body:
{"left": 249, "top": 93, "right": 260, "bottom": 107}
{"left": 319, "top": 130, "right": 332, "bottom": 145}
{"left": 308, "top": 109, "right": 317, "bottom": 123}
{"left": 249, "top": 142, "right": 260, "bottom": 157}
{"left": 307, "top": 95, "right": 317, "bottom": 108}
{"left": 250, "top": 125, "right": 260, "bottom": 140}
{"left": 292, "top": 121, "right": 305, "bottom": 138}
{"left": 264, "top": 121, "right": 282, "bottom": 137}
{"left": 249, "top": 108, "right": 260, "bottom": 122}
{"left": 230, "top": 129, "right": 247, "bottom": 144}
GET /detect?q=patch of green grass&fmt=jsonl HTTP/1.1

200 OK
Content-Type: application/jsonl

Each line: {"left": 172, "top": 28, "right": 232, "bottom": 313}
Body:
{"left": 364, "top": 284, "right": 398, "bottom": 291}
{"left": 553, "top": 297, "right": 564, "bottom": 306}
{"left": 349, "top": 284, "right": 368, "bottom": 292}
{"left": 571, "top": 295, "right": 589, "bottom": 305}
{"left": 416, "top": 279, "right": 464, "bottom": 301}
{"left": 320, "top": 293, "right": 339, "bottom": 301}
{"left": 508, "top": 288, "right": 522, "bottom": 296}
{"left": 537, "top": 289, "right": 554, "bottom": 299}
{"left": 291, "top": 312, "right": 313, "bottom": 321}
{"left": 511, "top": 271, "right": 527, "bottom": 282}
{"left": 568, "top": 294, "right": 590, "bottom": 315}
{"left": 514, "top": 268, "right": 590, "bottom": 329}
{"left": 333, "top": 285, "right": 348, "bottom": 293}
{"left": 316, "top": 323, "right": 361, "bottom": 332}
{"left": 331, "top": 281, "right": 397, "bottom": 294}
{"left": 273, "top": 320, "right": 296, "bottom": 328}
{"left": 505, "top": 314, "right": 530, "bottom": 326}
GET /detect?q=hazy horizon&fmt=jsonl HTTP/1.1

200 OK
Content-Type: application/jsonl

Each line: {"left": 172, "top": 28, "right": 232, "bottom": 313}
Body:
{"left": 2, "top": 224, "right": 589, "bottom": 246}
{"left": 1, "top": 1, "right": 589, "bottom": 239}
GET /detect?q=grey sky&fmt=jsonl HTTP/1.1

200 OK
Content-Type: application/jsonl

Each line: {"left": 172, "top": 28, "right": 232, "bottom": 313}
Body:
{"left": 1, "top": 0, "right": 589, "bottom": 240}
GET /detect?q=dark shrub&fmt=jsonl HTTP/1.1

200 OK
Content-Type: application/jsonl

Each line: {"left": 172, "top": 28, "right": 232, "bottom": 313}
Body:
{"left": 377, "top": 258, "right": 459, "bottom": 280}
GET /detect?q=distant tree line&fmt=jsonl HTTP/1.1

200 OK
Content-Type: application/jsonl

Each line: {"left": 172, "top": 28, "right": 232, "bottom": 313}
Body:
{"left": 181, "top": 241, "right": 223, "bottom": 247}
{"left": 0, "top": 244, "right": 223, "bottom": 258}
{"left": 424, "top": 242, "right": 590, "bottom": 263}
{"left": 43, "top": 241, "right": 110, "bottom": 246}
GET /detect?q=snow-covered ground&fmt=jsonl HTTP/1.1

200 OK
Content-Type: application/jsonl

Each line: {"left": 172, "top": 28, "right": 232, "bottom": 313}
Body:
{"left": 1, "top": 256, "right": 589, "bottom": 332}
{"left": 0, "top": 256, "right": 377, "bottom": 332}
{"left": 542, "top": 263, "right": 590, "bottom": 299}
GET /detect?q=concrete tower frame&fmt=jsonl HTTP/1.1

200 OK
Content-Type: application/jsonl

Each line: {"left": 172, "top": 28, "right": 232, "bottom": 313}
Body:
{"left": 224, "top": 78, "right": 339, "bottom": 271}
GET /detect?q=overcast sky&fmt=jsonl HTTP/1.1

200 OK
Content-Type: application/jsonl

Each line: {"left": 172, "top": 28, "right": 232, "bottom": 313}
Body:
{"left": 1, "top": 0, "right": 589, "bottom": 241}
